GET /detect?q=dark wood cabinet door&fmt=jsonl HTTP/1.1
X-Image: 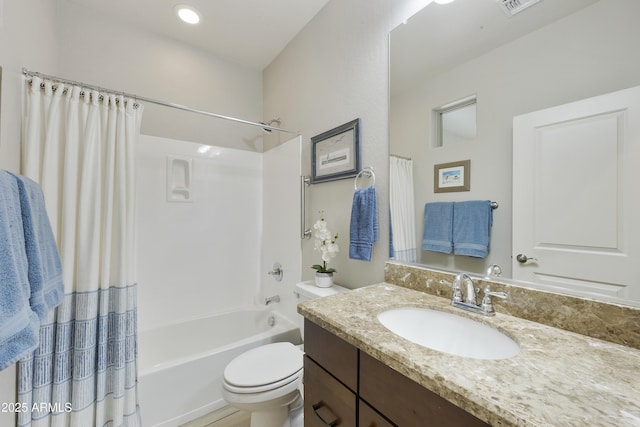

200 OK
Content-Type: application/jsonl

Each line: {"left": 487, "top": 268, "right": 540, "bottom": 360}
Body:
{"left": 304, "top": 356, "right": 356, "bottom": 427}
{"left": 358, "top": 401, "right": 394, "bottom": 427}
{"left": 304, "top": 319, "right": 358, "bottom": 392}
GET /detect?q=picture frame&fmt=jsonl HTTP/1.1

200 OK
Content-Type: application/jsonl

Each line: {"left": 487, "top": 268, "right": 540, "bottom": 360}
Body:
{"left": 434, "top": 160, "right": 470, "bottom": 193}
{"left": 311, "top": 118, "right": 361, "bottom": 183}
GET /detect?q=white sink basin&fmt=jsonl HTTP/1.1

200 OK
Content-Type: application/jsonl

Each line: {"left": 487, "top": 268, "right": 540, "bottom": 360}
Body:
{"left": 377, "top": 307, "right": 520, "bottom": 360}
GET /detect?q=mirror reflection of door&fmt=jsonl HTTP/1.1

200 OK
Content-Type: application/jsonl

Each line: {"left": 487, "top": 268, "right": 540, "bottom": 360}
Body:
{"left": 513, "top": 85, "right": 640, "bottom": 302}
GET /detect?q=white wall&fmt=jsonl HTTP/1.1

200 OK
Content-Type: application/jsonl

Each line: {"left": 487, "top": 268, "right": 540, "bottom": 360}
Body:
{"left": 136, "top": 135, "right": 263, "bottom": 331}
{"left": 54, "top": 0, "right": 264, "bottom": 151}
{"left": 0, "top": 1, "right": 59, "bottom": 422}
{"left": 390, "top": 0, "right": 640, "bottom": 277}
{"left": 0, "top": 0, "right": 58, "bottom": 170}
{"left": 263, "top": 0, "right": 430, "bottom": 289}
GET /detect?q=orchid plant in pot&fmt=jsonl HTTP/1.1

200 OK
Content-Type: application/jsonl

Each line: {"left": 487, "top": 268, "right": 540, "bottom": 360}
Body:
{"left": 311, "top": 211, "right": 339, "bottom": 287}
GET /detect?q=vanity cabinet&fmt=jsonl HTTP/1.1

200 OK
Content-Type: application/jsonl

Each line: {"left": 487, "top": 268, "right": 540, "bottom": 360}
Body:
{"left": 358, "top": 401, "right": 393, "bottom": 427}
{"left": 304, "top": 320, "right": 358, "bottom": 427}
{"left": 304, "top": 319, "right": 489, "bottom": 427}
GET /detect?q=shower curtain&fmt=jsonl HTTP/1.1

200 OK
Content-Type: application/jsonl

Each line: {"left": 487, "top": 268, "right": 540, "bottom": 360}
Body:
{"left": 17, "top": 76, "right": 143, "bottom": 427}
{"left": 389, "top": 156, "right": 417, "bottom": 263}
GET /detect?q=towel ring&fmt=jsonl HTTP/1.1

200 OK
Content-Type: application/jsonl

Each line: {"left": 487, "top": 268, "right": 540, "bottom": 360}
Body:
{"left": 355, "top": 166, "right": 375, "bottom": 190}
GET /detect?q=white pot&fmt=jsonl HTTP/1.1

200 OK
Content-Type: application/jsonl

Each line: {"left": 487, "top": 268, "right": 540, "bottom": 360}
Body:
{"left": 314, "top": 272, "right": 334, "bottom": 288}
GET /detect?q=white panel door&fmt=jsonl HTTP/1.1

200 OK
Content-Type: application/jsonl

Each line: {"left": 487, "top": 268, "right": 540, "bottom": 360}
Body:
{"left": 513, "top": 86, "right": 640, "bottom": 303}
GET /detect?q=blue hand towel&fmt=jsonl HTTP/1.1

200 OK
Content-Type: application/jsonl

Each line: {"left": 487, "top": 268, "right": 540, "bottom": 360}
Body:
{"left": 453, "top": 200, "right": 493, "bottom": 258}
{"left": 422, "top": 202, "right": 454, "bottom": 253}
{"left": 349, "top": 186, "right": 378, "bottom": 261}
{"left": 0, "top": 171, "right": 41, "bottom": 371}
{"left": 8, "top": 172, "right": 64, "bottom": 320}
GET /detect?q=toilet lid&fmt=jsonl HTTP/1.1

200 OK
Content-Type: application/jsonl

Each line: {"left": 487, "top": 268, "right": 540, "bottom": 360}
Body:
{"left": 224, "top": 342, "right": 303, "bottom": 388}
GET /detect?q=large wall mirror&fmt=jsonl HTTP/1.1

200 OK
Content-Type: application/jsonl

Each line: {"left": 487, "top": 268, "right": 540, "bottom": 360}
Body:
{"left": 389, "top": 0, "right": 640, "bottom": 306}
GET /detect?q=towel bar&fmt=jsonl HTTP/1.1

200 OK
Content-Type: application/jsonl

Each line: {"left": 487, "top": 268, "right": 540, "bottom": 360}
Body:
{"left": 301, "top": 176, "right": 312, "bottom": 239}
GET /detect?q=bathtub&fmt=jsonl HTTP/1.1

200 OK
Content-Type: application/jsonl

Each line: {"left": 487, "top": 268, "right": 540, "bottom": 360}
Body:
{"left": 137, "top": 308, "right": 302, "bottom": 427}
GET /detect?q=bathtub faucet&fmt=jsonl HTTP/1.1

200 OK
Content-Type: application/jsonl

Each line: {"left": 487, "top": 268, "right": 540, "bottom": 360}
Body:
{"left": 264, "top": 295, "right": 280, "bottom": 305}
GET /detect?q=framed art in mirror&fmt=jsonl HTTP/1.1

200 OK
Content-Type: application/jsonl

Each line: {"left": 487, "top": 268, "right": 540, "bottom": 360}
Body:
{"left": 434, "top": 160, "right": 470, "bottom": 193}
{"left": 311, "top": 118, "right": 361, "bottom": 183}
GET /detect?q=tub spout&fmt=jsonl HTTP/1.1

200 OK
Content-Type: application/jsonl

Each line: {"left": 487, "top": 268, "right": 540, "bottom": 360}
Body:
{"left": 264, "top": 295, "right": 280, "bottom": 305}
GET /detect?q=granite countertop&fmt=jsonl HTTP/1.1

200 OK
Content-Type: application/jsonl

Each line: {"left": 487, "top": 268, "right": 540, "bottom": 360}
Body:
{"left": 297, "top": 283, "right": 640, "bottom": 427}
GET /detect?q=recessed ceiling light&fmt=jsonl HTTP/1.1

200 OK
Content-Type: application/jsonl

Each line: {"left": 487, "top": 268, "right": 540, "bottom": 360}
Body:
{"left": 434, "top": 0, "right": 456, "bottom": 4}
{"left": 175, "top": 5, "right": 200, "bottom": 25}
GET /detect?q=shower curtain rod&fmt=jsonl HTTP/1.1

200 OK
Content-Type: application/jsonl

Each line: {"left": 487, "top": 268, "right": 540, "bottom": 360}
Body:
{"left": 22, "top": 68, "right": 300, "bottom": 135}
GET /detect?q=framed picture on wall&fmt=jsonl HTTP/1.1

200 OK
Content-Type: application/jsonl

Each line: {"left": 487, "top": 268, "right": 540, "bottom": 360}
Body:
{"left": 434, "top": 160, "right": 470, "bottom": 193}
{"left": 311, "top": 118, "right": 361, "bottom": 183}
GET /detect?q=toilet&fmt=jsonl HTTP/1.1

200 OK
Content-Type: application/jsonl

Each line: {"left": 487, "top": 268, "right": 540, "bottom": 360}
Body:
{"left": 221, "top": 281, "right": 348, "bottom": 427}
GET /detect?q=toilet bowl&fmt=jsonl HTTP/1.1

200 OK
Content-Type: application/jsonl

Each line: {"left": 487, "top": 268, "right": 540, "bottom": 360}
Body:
{"left": 222, "top": 281, "right": 349, "bottom": 427}
{"left": 222, "top": 342, "right": 303, "bottom": 427}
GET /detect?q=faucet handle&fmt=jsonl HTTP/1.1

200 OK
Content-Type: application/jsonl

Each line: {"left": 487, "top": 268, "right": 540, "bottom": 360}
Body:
{"left": 480, "top": 286, "right": 507, "bottom": 315}
{"left": 485, "top": 264, "right": 503, "bottom": 278}
{"left": 449, "top": 277, "right": 463, "bottom": 303}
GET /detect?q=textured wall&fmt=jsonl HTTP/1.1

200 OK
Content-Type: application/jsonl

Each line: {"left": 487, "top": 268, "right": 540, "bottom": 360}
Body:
{"left": 263, "top": 0, "right": 429, "bottom": 288}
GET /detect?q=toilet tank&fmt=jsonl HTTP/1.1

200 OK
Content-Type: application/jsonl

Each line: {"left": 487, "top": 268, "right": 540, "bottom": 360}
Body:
{"left": 294, "top": 281, "right": 349, "bottom": 339}
{"left": 294, "top": 281, "right": 349, "bottom": 302}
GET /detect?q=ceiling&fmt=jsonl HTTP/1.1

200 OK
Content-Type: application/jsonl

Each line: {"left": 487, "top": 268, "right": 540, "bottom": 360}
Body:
{"left": 65, "top": 0, "right": 330, "bottom": 70}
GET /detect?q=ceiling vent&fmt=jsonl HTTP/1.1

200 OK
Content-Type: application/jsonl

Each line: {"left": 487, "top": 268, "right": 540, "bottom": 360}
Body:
{"left": 496, "top": 0, "right": 542, "bottom": 16}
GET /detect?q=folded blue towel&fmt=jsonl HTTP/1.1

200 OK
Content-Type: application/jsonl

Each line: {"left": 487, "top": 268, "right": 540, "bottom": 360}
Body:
{"left": 8, "top": 172, "right": 64, "bottom": 320}
{"left": 453, "top": 200, "right": 493, "bottom": 258}
{"left": 349, "top": 187, "right": 378, "bottom": 261}
{"left": 422, "top": 202, "right": 454, "bottom": 253}
{"left": 0, "top": 171, "right": 41, "bottom": 371}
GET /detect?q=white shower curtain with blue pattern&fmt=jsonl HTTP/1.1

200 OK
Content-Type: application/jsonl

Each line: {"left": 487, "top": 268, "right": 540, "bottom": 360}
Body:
{"left": 17, "top": 76, "right": 143, "bottom": 427}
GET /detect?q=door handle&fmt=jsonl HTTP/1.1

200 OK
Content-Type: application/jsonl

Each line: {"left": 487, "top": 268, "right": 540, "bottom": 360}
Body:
{"left": 515, "top": 254, "right": 538, "bottom": 264}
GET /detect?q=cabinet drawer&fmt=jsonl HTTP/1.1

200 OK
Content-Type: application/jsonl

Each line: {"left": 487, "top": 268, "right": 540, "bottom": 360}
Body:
{"left": 304, "top": 319, "right": 358, "bottom": 392}
{"left": 358, "top": 401, "right": 394, "bottom": 427}
{"left": 304, "top": 356, "right": 356, "bottom": 427}
{"left": 360, "top": 352, "right": 489, "bottom": 427}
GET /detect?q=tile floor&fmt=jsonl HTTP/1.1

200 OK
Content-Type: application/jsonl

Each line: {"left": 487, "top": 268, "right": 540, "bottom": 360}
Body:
{"left": 180, "top": 406, "right": 250, "bottom": 427}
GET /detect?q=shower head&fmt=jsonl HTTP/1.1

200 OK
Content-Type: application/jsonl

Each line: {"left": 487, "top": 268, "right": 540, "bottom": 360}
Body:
{"left": 260, "top": 118, "right": 281, "bottom": 133}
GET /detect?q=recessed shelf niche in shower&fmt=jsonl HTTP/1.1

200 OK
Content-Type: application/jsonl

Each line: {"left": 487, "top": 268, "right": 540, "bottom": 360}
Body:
{"left": 167, "top": 155, "right": 193, "bottom": 202}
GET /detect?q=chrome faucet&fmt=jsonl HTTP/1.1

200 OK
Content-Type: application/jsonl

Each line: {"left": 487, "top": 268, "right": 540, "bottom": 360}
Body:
{"left": 453, "top": 273, "right": 478, "bottom": 305}
{"left": 451, "top": 273, "right": 507, "bottom": 317}
{"left": 264, "top": 295, "right": 280, "bottom": 305}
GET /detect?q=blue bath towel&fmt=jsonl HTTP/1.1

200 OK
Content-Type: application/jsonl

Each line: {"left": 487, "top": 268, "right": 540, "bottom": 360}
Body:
{"left": 349, "top": 187, "right": 378, "bottom": 261}
{"left": 453, "top": 200, "right": 493, "bottom": 258}
{"left": 0, "top": 171, "right": 41, "bottom": 371}
{"left": 422, "top": 202, "right": 454, "bottom": 254}
{"left": 8, "top": 172, "right": 64, "bottom": 319}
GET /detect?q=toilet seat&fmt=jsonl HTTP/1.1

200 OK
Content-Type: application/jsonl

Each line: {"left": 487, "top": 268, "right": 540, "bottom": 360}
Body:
{"left": 224, "top": 369, "right": 302, "bottom": 394}
{"left": 223, "top": 342, "right": 303, "bottom": 394}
